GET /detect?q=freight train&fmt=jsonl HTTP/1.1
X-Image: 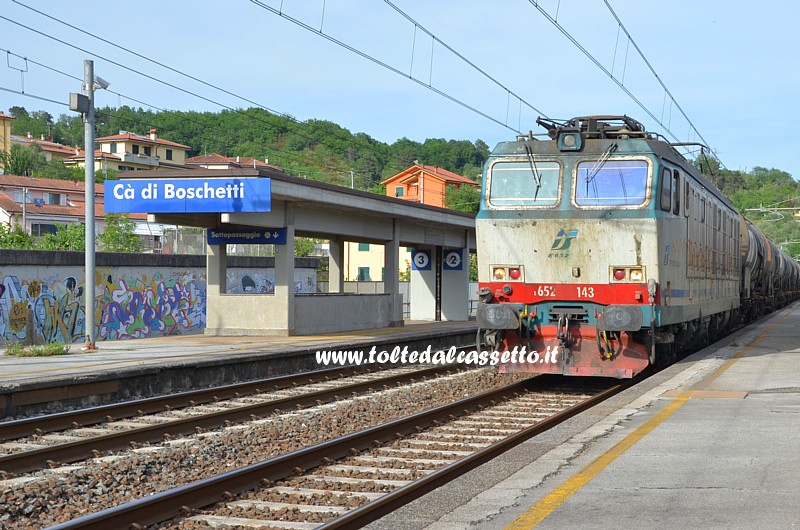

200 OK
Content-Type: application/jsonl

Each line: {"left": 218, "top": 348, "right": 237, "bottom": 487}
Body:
{"left": 476, "top": 115, "right": 800, "bottom": 378}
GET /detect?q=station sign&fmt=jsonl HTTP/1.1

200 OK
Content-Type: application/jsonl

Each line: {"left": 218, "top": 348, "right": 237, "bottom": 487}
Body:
{"left": 411, "top": 249, "right": 431, "bottom": 270}
{"left": 443, "top": 249, "right": 463, "bottom": 270}
{"left": 207, "top": 228, "right": 287, "bottom": 245}
{"left": 104, "top": 177, "right": 271, "bottom": 213}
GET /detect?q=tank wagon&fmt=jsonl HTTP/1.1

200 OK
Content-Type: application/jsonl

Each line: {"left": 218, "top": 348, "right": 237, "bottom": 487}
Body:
{"left": 476, "top": 115, "right": 800, "bottom": 378}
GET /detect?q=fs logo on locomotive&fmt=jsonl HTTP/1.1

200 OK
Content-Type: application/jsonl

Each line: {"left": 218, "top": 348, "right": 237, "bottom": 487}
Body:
{"left": 548, "top": 229, "right": 579, "bottom": 258}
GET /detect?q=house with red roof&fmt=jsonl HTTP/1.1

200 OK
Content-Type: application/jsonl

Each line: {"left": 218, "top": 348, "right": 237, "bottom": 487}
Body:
{"left": 64, "top": 129, "right": 191, "bottom": 173}
{"left": 185, "top": 153, "right": 285, "bottom": 172}
{"left": 380, "top": 163, "right": 479, "bottom": 207}
{"left": 0, "top": 174, "right": 166, "bottom": 251}
{"left": 344, "top": 164, "right": 479, "bottom": 282}
{"left": 10, "top": 133, "right": 80, "bottom": 162}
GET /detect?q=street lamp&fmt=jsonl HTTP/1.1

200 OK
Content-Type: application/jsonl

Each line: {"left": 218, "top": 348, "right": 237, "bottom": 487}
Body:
{"left": 69, "top": 59, "right": 108, "bottom": 350}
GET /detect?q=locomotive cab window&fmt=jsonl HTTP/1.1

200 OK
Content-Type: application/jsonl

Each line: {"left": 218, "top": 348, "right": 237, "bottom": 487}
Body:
{"left": 673, "top": 171, "right": 681, "bottom": 215}
{"left": 660, "top": 168, "right": 672, "bottom": 211}
{"left": 574, "top": 159, "right": 649, "bottom": 207}
{"left": 487, "top": 160, "right": 560, "bottom": 207}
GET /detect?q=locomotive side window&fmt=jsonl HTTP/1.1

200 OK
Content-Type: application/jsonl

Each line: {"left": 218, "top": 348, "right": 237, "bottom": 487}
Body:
{"left": 660, "top": 168, "right": 672, "bottom": 211}
{"left": 574, "top": 159, "right": 649, "bottom": 206}
{"left": 673, "top": 171, "right": 681, "bottom": 215}
{"left": 684, "top": 179, "right": 690, "bottom": 217}
{"left": 487, "top": 160, "right": 561, "bottom": 207}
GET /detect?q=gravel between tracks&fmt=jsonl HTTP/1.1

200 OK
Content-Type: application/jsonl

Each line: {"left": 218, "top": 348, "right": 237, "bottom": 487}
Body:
{"left": 0, "top": 368, "right": 528, "bottom": 529}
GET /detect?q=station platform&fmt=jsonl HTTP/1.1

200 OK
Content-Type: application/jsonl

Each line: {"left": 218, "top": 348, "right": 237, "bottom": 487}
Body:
{"left": 0, "top": 320, "right": 477, "bottom": 418}
{"left": 366, "top": 303, "right": 800, "bottom": 530}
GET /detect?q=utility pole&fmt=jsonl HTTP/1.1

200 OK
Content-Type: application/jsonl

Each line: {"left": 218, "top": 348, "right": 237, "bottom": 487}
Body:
{"left": 83, "top": 60, "right": 97, "bottom": 350}
{"left": 70, "top": 60, "right": 108, "bottom": 350}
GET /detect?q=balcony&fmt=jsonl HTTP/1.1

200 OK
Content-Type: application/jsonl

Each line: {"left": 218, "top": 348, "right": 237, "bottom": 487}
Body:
{"left": 119, "top": 153, "right": 160, "bottom": 167}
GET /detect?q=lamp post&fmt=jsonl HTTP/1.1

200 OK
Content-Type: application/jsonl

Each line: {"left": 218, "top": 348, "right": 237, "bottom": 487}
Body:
{"left": 69, "top": 59, "right": 108, "bottom": 350}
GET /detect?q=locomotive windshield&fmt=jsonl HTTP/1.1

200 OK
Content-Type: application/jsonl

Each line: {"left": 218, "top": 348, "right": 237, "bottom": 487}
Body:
{"left": 574, "top": 159, "right": 649, "bottom": 206}
{"left": 488, "top": 160, "right": 560, "bottom": 206}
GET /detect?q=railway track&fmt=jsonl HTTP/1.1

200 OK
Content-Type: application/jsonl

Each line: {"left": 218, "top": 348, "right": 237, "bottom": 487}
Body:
{"left": 0, "top": 364, "right": 462, "bottom": 476}
{"left": 48, "top": 374, "right": 637, "bottom": 530}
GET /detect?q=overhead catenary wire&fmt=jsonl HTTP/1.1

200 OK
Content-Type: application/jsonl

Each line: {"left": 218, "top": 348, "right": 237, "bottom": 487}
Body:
{"left": 7, "top": 0, "right": 466, "bottom": 179}
{"left": 249, "top": 0, "right": 538, "bottom": 134}
{"left": 526, "top": 0, "right": 725, "bottom": 170}
{"left": 0, "top": 6, "right": 410, "bottom": 183}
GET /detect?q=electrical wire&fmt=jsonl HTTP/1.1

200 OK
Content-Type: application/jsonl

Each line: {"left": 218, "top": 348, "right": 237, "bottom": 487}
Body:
{"left": 0, "top": 30, "right": 387, "bottom": 184}
{"left": 600, "top": 0, "right": 721, "bottom": 166}
{"left": 7, "top": 1, "right": 426, "bottom": 180}
{"left": 0, "top": 10, "right": 403, "bottom": 184}
{"left": 526, "top": 0, "right": 726, "bottom": 169}
{"left": 0, "top": 85, "right": 68, "bottom": 107}
{"left": 382, "top": 0, "right": 549, "bottom": 120}
{"left": 249, "top": 0, "right": 530, "bottom": 134}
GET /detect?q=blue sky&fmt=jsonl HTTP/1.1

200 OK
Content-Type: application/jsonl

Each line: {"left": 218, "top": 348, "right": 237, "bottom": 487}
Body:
{"left": 1, "top": 0, "right": 798, "bottom": 183}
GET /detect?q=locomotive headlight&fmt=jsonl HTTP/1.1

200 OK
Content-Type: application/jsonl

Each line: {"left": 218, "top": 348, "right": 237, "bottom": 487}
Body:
{"left": 509, "top": 267, "right": 522, "bottom": 280}
{"left": 629, "top": 268, "right": 644, "bottom": 282}
{"left": 613, "top": 268, "right": 626, "bottom": 281}
{"left": 493, "top": 267, "right": 506, "bottom": 280}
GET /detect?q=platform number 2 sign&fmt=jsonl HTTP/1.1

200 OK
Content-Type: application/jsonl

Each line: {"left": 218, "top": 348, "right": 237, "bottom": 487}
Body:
{"left": 411, "top": 249, "right": 431, "bottom": 270}
{"left": 443, "top": 249, "right": 463, "bottom": 270}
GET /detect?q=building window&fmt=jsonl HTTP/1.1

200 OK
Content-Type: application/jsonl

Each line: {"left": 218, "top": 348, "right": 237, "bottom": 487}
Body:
{"left": 358, "top": 243, "right": 370, "bottom": 251}
{"left": 110, "top": 142, "right": 118, "bottom": 153}
{"left": 395, "top": 186, "right": 404, "bottom": 197}
{"left": 132, "top": 145, "right": 140, "bottom": 155}
{"left": 144, "top": 146, "right": 152, "bottom": 156}
{"left": 357, "top": 267, "right": 371, "bottom": 281}
{"left": 31, "top": 223, "right": 59, "bottom": 236}
{"left": 118, "top": 165, "right": 135, "bottom": 171}
{"left": 48, "top": 193, "right": 62, "bottom": 205}
{"left": 165, "top": 149, "right": 173, "bottom": 161}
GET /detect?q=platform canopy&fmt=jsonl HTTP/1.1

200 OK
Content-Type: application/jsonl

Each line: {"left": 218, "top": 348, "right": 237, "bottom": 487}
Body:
{"left": 113, "top": 168, "right": 476, "bottom": 336}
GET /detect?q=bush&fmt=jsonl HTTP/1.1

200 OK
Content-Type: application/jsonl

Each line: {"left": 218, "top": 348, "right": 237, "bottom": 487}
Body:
{"left": 4, "top": 341, "right": 72, "bottom": 356}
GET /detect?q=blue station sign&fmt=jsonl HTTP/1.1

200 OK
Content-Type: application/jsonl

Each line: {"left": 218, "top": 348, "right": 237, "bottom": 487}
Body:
{"left": 207, "top": 228, "right": 287, "bottom": 245}
{"left": 104, "top": 178, "right": 271, "bottom": 213}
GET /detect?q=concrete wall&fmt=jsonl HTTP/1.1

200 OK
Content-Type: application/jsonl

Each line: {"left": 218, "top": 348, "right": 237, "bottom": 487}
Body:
{"left": 205, "top": 293, "right": 289, "bottom": 336}
{"left": 0, "top": 250, "right": 317, "bottom": 344}
{"left": 294, "top": 294, "right": 391, "bottom": 335}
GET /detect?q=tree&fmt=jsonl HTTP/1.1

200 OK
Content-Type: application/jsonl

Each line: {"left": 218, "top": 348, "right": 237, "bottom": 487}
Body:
{"left": 469, "top": 253, "right": 478, "bottom": 282}
{"left": 443, "top": 184, "right": 481, "bottom": 214}
{"left": 38, "top": 223, "right": 86, "bottom": 251}
{"left": 294, "top": 237, "right": 322, "bottom": 257}
{"left": 99, "top": 214, "right": 143, "bottom": 252}
{"left": 37, "top": 159, "right": 83, "bottom": 181}
{"left": 0, "top": 223, "right": 35, "bottom": 249}
{"left": 1, "top": 144, "right": 47, "bottom": 176}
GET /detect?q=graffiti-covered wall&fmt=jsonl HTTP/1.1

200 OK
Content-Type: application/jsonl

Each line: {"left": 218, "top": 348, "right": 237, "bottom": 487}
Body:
{"left": 0, "top": 251, "right": 319, "bottom": 344}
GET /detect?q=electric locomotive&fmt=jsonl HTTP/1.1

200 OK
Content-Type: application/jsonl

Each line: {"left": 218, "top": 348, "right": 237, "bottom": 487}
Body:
{"left": 476, "top": 115, "right": 799, "bottom": 378}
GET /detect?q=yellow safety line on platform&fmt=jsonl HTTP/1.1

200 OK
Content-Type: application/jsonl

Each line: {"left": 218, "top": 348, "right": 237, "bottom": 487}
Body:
{"left": 505, "top": 304, "right": 798, "bottom": 529}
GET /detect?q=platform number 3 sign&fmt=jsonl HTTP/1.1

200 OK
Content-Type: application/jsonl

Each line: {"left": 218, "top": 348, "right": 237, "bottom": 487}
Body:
{"left": 444, "top": 249, "right": 463, "bottom": 270}
{"left": 411, "top": 249, "right": 431, "bottom": 270}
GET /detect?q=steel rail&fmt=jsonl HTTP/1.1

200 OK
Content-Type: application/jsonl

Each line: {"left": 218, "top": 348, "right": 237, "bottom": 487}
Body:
{"left": 0, "top": 364, "right": 375, "bottom": 441}
{"left": 0, "top": 365, "right": 458, "bottom": 475}
{"left": 47, "top": 375, "right": 628, "bottom": 530}
{"left": 319, "top": 377, "right": 635, "bottom": 529}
